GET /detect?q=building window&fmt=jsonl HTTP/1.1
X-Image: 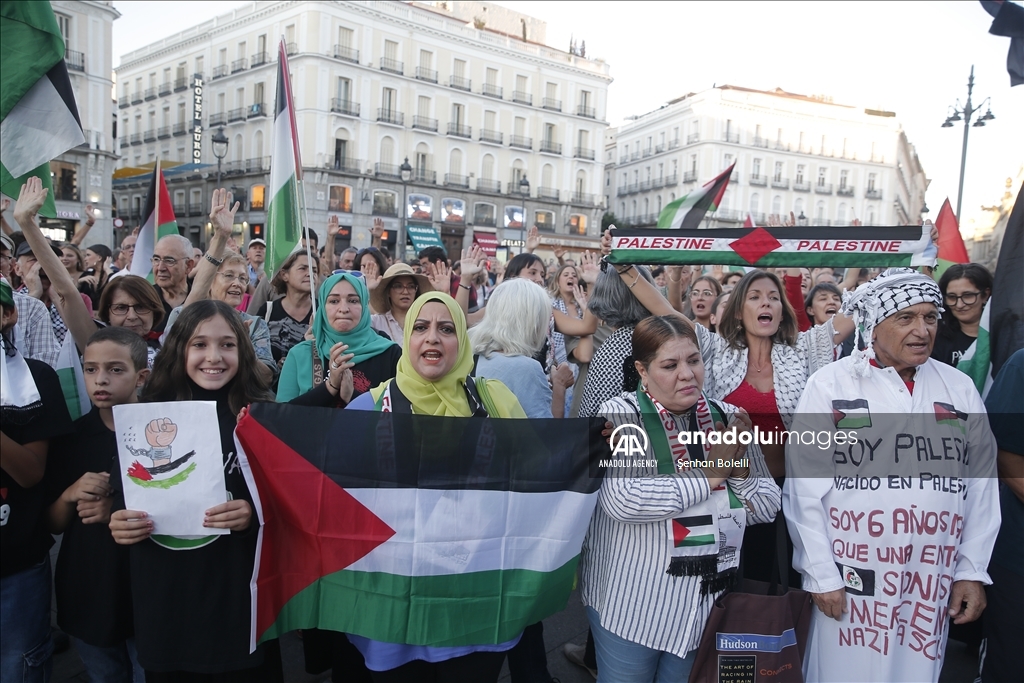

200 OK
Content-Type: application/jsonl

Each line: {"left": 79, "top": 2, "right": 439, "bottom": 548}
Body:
{"left": 867, "top": 173, "right": 877, "bottom": 191}
{"left": 534, "top": 210, "right": 554, "bottom": 231}
{"left": 250, "top": 185, "right": 266, "bottom": 210}
{"left": 796, "top": 165, "right": 805, "bottom": 184}
{"left": 749, "top": 193, "right": 760, "bottom": 215}
{"left": 774, "top": 161, "right": 783, "bottom": 181}
{"left": 817, "top": 167, "right": 827, "bottom": 186}
{"left": 328, "top": 184, "right": 352, "bottom": 213}
{"left": 372, "top": 190, "right": 397, "bottom": 217}
{"left": 839, "top": 170, "right": 849, "bottom": 189}
{"left": 473, "top": 202, "right": 496, "bottom": 227}
{"left": 382, "top": 87, "right": 397, "bottom": 113}
{"left": 569, "top": 214, "right": 587, "bottom": 235}
{"left": 50, "top": 161, "right": 78, "bottom": 201}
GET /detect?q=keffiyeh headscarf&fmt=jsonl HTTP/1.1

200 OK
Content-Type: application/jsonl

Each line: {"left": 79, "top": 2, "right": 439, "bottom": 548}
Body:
{"left": 1, "top": 278, "right": 43, "bottom": 421}
{"left": 840, "top": 267, "right": 943, "bottom": 376}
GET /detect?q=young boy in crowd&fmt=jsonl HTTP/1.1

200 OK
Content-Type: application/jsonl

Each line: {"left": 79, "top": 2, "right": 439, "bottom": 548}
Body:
{"left": 46, "top": 327, "right": 150, "bottom": 682}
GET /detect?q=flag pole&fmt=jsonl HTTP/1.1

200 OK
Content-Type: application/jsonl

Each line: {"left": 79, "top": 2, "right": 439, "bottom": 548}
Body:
{"left": 298, "top": 175, "right": 316, "bottom": 321}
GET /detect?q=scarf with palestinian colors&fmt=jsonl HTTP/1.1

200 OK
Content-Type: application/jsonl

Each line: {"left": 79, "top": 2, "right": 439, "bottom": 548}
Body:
{"left": 636, "top": 385, "right": 745, "bottom": 594}
{"left": 0, "top": 279, "right": 42, "bottom": 423}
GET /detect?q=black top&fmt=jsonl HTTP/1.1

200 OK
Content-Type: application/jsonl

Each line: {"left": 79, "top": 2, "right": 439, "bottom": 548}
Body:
{"left": 152, "top": 282, "right": 190, "bottom": 334}
{"left": 122, "top": 383, "right": 265, "bottom": 673}
{"left": 931, "top": 322, "right": 976, "bottom": 368}
{"left": 48, "top": 408, "right": 134, "bottom": 646}
{"left": 0, "top": 358, "right": 73, "bottom": 577}
{"left": 288, "top": 343, "right": 403, "bottom": 408}
{"left": 255, "top": 299, "right": 312, "bottom": 364}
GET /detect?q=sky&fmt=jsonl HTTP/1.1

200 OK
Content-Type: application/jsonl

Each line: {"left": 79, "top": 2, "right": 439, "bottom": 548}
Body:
{"left": 112, "top": 1, "right": 1024, "bottom": 234}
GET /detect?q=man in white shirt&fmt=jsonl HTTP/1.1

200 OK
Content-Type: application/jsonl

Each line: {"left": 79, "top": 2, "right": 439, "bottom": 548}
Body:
{"left": 784, "top": 268, "right": 999, "bottom": 683}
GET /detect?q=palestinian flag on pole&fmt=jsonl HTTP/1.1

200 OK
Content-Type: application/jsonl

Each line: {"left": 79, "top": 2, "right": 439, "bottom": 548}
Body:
{"left": 607, "top": 224, "right": 938, "bottom": 268}
{"left": 932, "top": 198, "right": 969, "bottom": 280}
{"left": 0, "top": 1, "right": 85, "bottom": 218}
{"left": 129, "top": 161, "right": 178, "bottom": 280}
{"left": 656, "top": 164, "right": 734, "bottom": 229}
{"left": 235, "top": 403, "right": 604, "bottom": 650}
{"left": 265, "top": 39, "right": 303, "bottom": 276}
{"left": 55, "top": 334, "right": 90, "bottom": 421}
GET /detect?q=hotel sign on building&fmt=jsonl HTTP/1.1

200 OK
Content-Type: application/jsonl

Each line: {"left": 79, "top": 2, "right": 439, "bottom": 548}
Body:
{"left": 192, "top": 75, "right": 203, "bottom": 163}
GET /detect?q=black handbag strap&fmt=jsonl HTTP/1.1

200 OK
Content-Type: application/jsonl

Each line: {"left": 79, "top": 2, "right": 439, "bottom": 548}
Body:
{"left": 768, "top": 513, "right": 790, "bottom": 595}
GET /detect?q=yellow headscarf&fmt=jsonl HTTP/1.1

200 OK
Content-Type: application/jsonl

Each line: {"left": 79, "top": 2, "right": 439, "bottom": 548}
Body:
{"left": 371, "top": 292, "right": 524, "bottom": 418}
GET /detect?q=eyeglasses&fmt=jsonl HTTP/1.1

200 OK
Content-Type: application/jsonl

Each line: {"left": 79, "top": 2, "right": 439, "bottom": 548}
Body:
{"left": 151, "top": 256, "right": 180, "bottom": 267}
{"left": 217, "top": 272, "right": 250, "bottom": 285}
{"left": 945, "top": 291, "right": 981, "bottom": 305}
{"left": 108, "top": 303, "right": 153, "bottom": 316}
{"left": 390, "top": 282, "right": 417, "bottom": 292}
{"left": 691, "top": 289, "right": 717, "bottom": 298}
{"left": 332, "top": 269, "right": 365, "bottom": 279}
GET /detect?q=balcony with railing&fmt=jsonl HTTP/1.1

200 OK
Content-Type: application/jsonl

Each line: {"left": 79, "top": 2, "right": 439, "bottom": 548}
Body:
{"left": 172, "top": 122, "right": 188, "bottom": 136}
{"left": 248, "top": 102, "right": 266, "bottom": 119}
{"left": 664, "top": 173, "right": 679, "bottom": 186}
{"left": 412, "top": 115, "right": 438, "bottom": 132}
{"left": 251, "top": 51, "right": 269, "bottom": 67}
{"left": 477, "top": 179, "right": 501, "bottom": 194}
{"left": 512, "top": 90, "right": 532, "bottom": 105}
{"left": 144, "top": 87, "right": 156, "bottom": 101}
{"left": 542, "top": 97, "right": 561, "bottom": 111}
{"left": 174, "top": 76, "right": 189, "bottom": 91}
{"left": 749, "top": 174, "right": 767, "bottom": 186}
{"left": 482, "top": 83, "right": 503, "bottom": 99}
{"left": 444, "top": 174, "right": 469, "bottom": 188}
{"left": 683, "top": 170, "right": 698, "bottom": 183}
{"left": 815, "top": 183, "right": 833, "bottom": 195}
{"left": 630, "top": 151, "right": 640, "bottom": 161}
{"left": 118, "top": 135, "right": 128, "bottom": 147}
{"left": 509, "top": 134, "right": 532, "bottom": 150}
{"left": 375, "top": 163, "right": 401, "bottom": 179}
{"left": 651, "top": 177, "right": 664, "bottom": 189}
{"left": 327, "top": 156, "right": 362, "bottom": 173}
{"left": 380, "top": 57, "right": 403, "bottom": 74}
{"left": 157, "top": 126, "right": 171, "bottom": 139}
{"left": 284, "top": 42, "right": 298, "bottom": 55}
{"left": 333, "top": 44, "right": 359, "bottom": 63}
{"left": 539, "top": 140, "right": 562, "bottom": 155}
{"left": 209, "top": 112, "right": 227, "bottom": 126}
{"left": 771, "top": 177, "right": 789, "bottom": 189}
{"left": 571, "top": 191, "right": 595, "bottom": 205}
{"left": 212, "top": 64, "right": 228, "bottom": 79}
{"left": 448, "top": 122, "right": 471, "bottom": 138}
{"left": 669, "top": 138, "right": 681, "bottom": 149}
{"left": 377, "top": 108, "right": 404, "bottom": 126}
{"left": 118, "top": 96, "right": 129, "bottom": 108}
{"left": 130, "top": 91, "right": 143, "bottom": 105}
{"left": 413, "top": 169, "right": 436, "bottom": 184}
{"left": 753, "top": 136, "right": 769, "bottom": 148}
{"left": 577, "top": 104, "right": 596, "bottom": 118}
{"left": 687, "top": 133, "right": 700, "bottom": 144}
{"left": 626, "top": 183, "right": 639, "bottom": 194}
{"left": 616, "top": 186, "right": 628, "bottom": 197}
{"left": 837, "top": 185, "right": 855, "bottom": 197}
{"left": 158, "top": 81, "right": 172, "bottom": 96}
{"left": 245, "top": 157, "right": 270, "bottom": 173}
{"left": 172, "top": 202, "right": 186, "bottom": 215}
{"left": 793, "top": 181, "right": 811, "bottom": 192}
{"left": 619, "top": 155, "right": 628, "bottom": 164}
{"left": 655, "top": 143, "right": 666, "bottom": 153}
{"left": 479, "top": 129, "right": 503, "bottom": 145}
{"left": 537, "top": 187, "right": 559, "bottom": 201}
{"left": 231, "top": 57, "right": 248, "bottom": 73}
{"left": 639, "top": 180, "right": 652, "bottom": 192}
{"left": 642, "top": 147, "right": 653, "bottom": 158}
{"left": 330, "top": 98, "right": 360, "bottom": 117}
{"left": 188, "top": 202, "right": 204, "bottom": 216}
{"left": 723, "top": 133, "right": 740, "bottom": 143}
{"left": 227, "top": 107, "right": 246, "bottom": 123}
{"left": 415, "top": 66, "right": 438, "bottom": 83}
{"left": 65, "top": 49, "right": 84, "bottom": 72}
{"left": 713, "top": 209, "right": 743, "bottom": 222}
{"left": 449, "top": 75, "right": 471, "bottom": 91}
{"left": 142, "top": 129, "right": 155, "bottom": 142}
{"left": 865, "top": 188, "right": 882, "bottom": 199}
{"left": 574, "top": 147, "right": 595, "bottom": 160}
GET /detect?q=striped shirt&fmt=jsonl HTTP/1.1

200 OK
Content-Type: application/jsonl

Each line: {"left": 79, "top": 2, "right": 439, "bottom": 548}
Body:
{"left": 579, "top": 393, "right": 781, "bottom": 658}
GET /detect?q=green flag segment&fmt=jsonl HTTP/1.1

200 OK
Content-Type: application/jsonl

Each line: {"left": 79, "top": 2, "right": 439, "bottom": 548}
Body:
{"left": 655, "top": 163, "right": 734, "bottom": 229}
{"left": 265, "top": 39, "right": 303, "bottom": 276}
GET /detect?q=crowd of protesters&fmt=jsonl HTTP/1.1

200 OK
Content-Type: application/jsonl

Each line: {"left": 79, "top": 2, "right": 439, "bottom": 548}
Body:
{"left": 1, "top": 182, "right": 1020, "bottom": 683}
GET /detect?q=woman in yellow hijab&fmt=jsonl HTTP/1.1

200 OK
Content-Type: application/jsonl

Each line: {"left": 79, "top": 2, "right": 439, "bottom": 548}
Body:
{"left": 343, "top": 292, "right": 527, "bottom": 679}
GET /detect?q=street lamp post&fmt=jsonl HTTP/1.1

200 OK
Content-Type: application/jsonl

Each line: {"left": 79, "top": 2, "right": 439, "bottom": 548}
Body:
{"left": 941, "top": 65, "right": 995, "bottom": 224}
{"left": 519, "top": 175, "right": 530, "bottom": 255}
{"left": 398, "top": 157, "right": 413, "bottom": 261}
{"left": 211, "top": 126, "right": 229, "bottom": 189}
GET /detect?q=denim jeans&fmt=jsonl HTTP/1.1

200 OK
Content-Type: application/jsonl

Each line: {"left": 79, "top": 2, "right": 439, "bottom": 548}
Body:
{"left": 72, "top": 637, "right": 145, "bottom": 683}
{"left": 0, "top": 556, "right": 54, "bottom": 683}
{"left": 586, "top": 606, "right": 696, "bottom": 683}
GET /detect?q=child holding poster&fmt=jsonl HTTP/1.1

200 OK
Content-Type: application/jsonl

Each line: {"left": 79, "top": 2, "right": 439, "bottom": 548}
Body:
{"left": 47, "top": 327, "right": 150, "bottom": 683}
{"left": 109, "top": 300, "right": 281, "bottom": 682}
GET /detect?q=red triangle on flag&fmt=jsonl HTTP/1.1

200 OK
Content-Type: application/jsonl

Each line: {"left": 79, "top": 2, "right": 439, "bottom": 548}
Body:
{"left": 236, "top": 415, "right": 396, "bottom": 642}
{"left": 730, "top": 227, "right": 782, "bottom": 264}
{"left": 672, "top": 519, "right": 691, "bottom": 547}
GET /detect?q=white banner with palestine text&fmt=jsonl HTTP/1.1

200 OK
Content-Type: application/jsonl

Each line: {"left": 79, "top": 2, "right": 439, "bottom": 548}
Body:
{"left": 608, "top": 225, "right": 937, "bottom": 268}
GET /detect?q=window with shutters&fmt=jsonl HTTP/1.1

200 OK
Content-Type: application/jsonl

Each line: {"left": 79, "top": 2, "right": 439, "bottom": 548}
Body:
{"left": 385, "top": 40, "right": 398, "bottom": 61}
{"left": 453, "top": 59, "right": 466, "bottom": 78}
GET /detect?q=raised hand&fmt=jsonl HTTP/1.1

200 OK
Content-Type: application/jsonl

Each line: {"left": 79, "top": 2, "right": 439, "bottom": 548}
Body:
{"left": 579, "top": 251, "right": 600, "bottom": 284}
{"left": 209, "top": 188, "right": 239, "bottom": 237}
{"left": 13, "top": 176, "right": 49, "bottom": 227}
{"left": 84, "top": 203, "right": 97, "bottom": 223}
{"left": 459, "top": 245, "right": 485, "bottom": 277}
{"left": 361, "top": 259, "right": 381, "bottom": 290}
{"left": 525, "top": 225, "right": 541, "bottom": 252}
{"left": 327, "top": 214, "right": 340, "bottom": 236}
{"left": 600, "top": 229, "right": 613, "bottom": 256}
{"left": 553, "top": 244, "right": 567, "bottom": 261}
{"left": 572, "top": 283, "right": 588, "bottom": 311}
{"left": 427, "top": 261, "right": 452, "bottom": 291}
{"left": 371, "top": 217, "right": 385, "bottom": 240}
{"left": 145, "top": 418, "right": 177, "bottom": 448}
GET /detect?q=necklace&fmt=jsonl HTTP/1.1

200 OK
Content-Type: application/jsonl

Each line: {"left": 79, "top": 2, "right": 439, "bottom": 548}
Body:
{"left": 748, "top": 355, "right": 772, "bottom": 373}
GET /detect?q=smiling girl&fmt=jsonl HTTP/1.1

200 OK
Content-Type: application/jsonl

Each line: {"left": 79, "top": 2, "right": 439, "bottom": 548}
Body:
{"left": 108, "top": 301, "right": 280, "bottom": 681}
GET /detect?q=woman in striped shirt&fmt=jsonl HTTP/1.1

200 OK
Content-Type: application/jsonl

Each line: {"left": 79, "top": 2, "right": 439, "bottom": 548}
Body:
{"left": 580, "top": 316, "right": 780, "bottom": 683}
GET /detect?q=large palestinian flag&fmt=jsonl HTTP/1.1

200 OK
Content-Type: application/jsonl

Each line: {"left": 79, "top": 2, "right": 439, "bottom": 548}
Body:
{"left": 235, "top": 403, "right": 605, "bottom": 650}
{"left": 607, "top": 224, "right": 937, "bottom": 268}
{"left": 656, "top": 164, "right": 734, "bottom": 229}
{"left": 0, "top": 1, "right": 85, "bottom": 218}
{"left": 129, "top": 161, "right": 178, "bottom": 280}
{"left": 265, "top": 39, "right": 303, "bottom": 277}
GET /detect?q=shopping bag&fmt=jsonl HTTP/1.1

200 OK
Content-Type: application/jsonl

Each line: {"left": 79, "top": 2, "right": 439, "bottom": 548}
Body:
{"left": 689, "top": 516, "right": 812, "bottom": 683}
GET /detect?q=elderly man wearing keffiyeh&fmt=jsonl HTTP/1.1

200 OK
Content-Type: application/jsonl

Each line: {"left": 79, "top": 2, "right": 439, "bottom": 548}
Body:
{"left": 782, "top": 268, "right": 1001, "bottom": 683}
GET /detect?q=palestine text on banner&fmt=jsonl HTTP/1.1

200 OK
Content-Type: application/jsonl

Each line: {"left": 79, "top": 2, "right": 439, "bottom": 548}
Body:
{"left": 607, "top": 225, "right": 938, "bottom": 268}
{"left": 265, "top": 39, "right": 303, "bottom": 277}
{"left": 656, "top": 163, "right": 734, "bottom": 229}
{"left": 129, "top": 161, "right": 178, "bottom": 280}
{"left": 0, "top": 1, "right": 86, "bottom": 218}
{"left": 235, "top": 403, "right": 606, "bottom": 651}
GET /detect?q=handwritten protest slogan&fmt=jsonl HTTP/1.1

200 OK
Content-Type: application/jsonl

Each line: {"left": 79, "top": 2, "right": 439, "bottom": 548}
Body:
{"left": 786, "top": 409, "right": 996, "bottom": 670}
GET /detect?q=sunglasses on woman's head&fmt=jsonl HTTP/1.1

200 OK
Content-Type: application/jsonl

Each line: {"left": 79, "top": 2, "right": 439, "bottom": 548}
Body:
{"left": 332, "top": 269, "right": 365, "bottom": 279}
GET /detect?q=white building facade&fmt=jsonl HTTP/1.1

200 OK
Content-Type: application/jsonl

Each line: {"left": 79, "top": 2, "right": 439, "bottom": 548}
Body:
{"left": 607, "top": 86, "right": 928, "bottom": 230}
{"left": 39, "top": 1, "right": 120, "bottom": 248}
{"left": 113, "top": 0, "right": 611, "bottom": 259}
